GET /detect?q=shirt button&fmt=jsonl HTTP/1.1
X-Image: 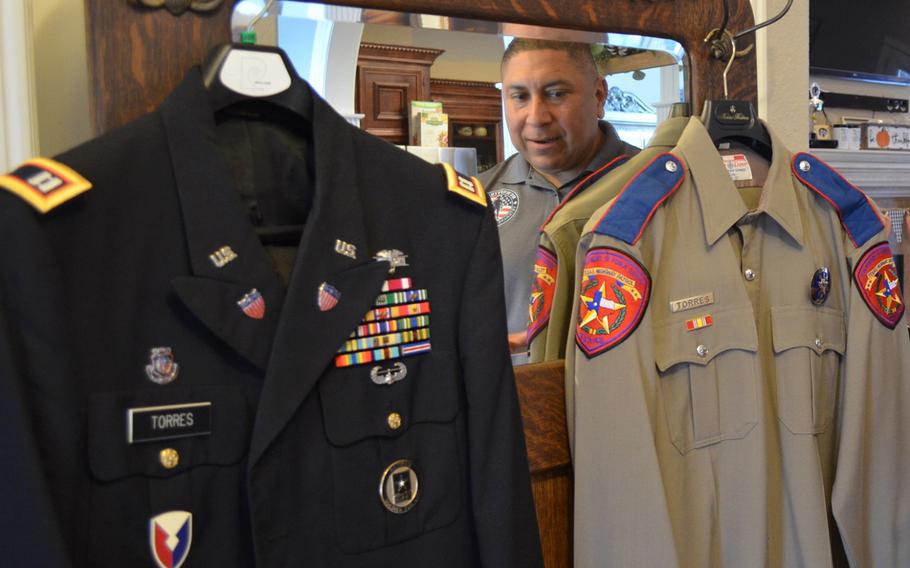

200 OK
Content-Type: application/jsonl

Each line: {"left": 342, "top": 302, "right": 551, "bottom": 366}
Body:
{"left": 744, "top": 268, "right": 756, "bottom": 281}
{"left": 799, "top": 160, "right": 811, "bottom": 172}
{"left": 665, "top": 160, "right": 678, "bottom": 173}
{"left": 387, "top": 412, "right": 402, "bottom": 430}
{"left": 815, "top": 338, "right": 823, "bottom": 349}
{"left": 696, "top": 344, "right": 708, "bottom": 357}
{"left": 159, "top": 448, "right": 180, "bottom": 470}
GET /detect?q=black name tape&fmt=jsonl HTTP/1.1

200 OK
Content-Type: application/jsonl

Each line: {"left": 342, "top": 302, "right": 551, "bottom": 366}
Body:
{"left": 127, "top": 402, "right": 212, "bottom": 444}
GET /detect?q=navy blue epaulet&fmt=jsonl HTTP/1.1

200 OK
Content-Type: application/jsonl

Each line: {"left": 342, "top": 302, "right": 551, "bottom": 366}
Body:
{"left": 539, "top": 153, "right": 631, "bottom": 230}
{"left": 591, "top": 152, "right": 685, "bottom": 244}
{"left": 791, "top": 152, "right": 884, "bottom": 247}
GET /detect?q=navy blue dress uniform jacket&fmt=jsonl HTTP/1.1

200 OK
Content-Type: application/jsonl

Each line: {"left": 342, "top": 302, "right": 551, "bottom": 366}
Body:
{"left": 0, "top": 69, "right": 543, "bottom": 567}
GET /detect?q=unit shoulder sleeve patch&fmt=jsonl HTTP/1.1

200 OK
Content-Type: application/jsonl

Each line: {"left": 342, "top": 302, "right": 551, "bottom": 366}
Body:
{"left": 527, "top": 246, "right": 558, "bottom": 343}
{"left": 791, "top": 152, "right": 884, "bottom": 248}
{"left": 591, "top": 152, "right": 685, "bottom": 245}
{"left": 440, "top": 163, "right": 486, "bottom": 207}
{"left": 0, "top": 157, "right": 92, "bottom": 213}
{"left": 575, "top": 247, "right": 651, "bottom": 357}
{"left": 853, "top": 242, "right": 904, "bottom": 329}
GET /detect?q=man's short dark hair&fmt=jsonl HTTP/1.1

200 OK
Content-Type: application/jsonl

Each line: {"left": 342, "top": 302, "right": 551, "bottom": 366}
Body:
{"left": 501, "top": 38, "right": 599, "bottom": 78}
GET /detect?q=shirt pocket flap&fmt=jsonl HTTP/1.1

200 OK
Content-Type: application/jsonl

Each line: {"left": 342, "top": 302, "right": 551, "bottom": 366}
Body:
{"left": 654, "top": 306, "right": 758, "bottom": 372}
{"left": 771, "top": 306, "right": 846, "bottom": 355}
{"left": 88, "top": 386, "right": 250, "bottom": 481}
{"left": 319, "top": 351, "right": 459, "bottom": 447}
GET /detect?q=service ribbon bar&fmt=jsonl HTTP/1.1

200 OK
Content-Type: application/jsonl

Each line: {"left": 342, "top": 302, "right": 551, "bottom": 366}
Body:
{"left": 363, "top": 301, "right": 431, "bottom": 322}
{"left": 352, "top": 315, "right": 431, "bottom": 338}
{"left": 338, "top": 327, "right": 431, "bottom": 354}
{"left": 373, "top": 289, "right": 428, "bottom": 307}
{"left": 334, "top": 339, "right": 433, "bottom": 368}
{"left": 382, "top": 278, "right": 412, "bottom": 292}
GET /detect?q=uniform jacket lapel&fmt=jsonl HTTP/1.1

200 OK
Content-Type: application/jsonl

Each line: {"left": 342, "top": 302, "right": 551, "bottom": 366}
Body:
{"left": 161, "top": 72, "right": 286, "bottom": 371}
{"left": 247, "top": 86, "right": 389, "bottom": 467}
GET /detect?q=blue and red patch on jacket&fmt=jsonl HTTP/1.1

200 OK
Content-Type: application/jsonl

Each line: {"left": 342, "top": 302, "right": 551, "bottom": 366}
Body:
{"left": 528, "top": 247, "right": 558, "bottom": 342}
{"left": 853, "top": 242, "right": 904, "bottom": 329}
{"left": 575, "top": 248, "right": 651, "bottom": 357}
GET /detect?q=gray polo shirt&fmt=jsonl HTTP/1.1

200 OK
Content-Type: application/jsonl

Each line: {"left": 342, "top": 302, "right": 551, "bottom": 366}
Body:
{"left": 479, "top": 121, "right": 638, "bottom": 361}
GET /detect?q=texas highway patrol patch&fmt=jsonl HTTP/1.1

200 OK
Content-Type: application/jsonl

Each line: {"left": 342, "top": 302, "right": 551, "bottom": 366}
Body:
{"left": 528, "top": 247, "right": 557, "bottom": 342}
{"left": 0, "top": 157, "right": 91, "bottom": 213}
{"left": 489, "top": 189, "right": 519, "bottom": 226}
{"left": 853, "top": 242, "right": 904, "bottom": 329}
{"left": 440, "top": 162, "right": 486, "bottom": 207}
{"left": 576, "top": 248, "right": 651, "bottom": 357}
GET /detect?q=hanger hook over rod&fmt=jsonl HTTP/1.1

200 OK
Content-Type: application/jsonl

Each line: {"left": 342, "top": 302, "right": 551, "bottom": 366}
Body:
{"left": 733, "top": 0, "right": 794, "bottom": 39}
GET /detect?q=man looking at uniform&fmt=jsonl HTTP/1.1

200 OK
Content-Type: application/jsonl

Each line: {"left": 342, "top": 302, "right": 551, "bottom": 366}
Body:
{"left": 480, "top": 38, "right": 638, "bottom": 361}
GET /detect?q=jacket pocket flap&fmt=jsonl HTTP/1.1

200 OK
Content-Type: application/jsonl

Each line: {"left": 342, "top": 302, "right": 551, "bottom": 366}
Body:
{"left": 654, "top": 306, "right": 758, "bottom": 372}
{"left": 771, "top": 306, "right": 845, "bottom": 355}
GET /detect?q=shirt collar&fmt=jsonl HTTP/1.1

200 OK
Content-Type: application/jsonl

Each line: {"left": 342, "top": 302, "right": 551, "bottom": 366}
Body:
{"left": 675, "top": 116, "right": 804, "bottom": 247}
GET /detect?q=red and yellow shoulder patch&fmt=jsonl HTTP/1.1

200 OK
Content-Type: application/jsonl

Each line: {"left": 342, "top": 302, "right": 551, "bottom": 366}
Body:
{"left": 853, "top": 242, "right": 904, "bottom": 329}
{"left": 528, "top": 247, "right": 558, "bottom": 342}
{"left": 440, "top": 163, "right": 486, "bottom": 207}
{"left": 0, "top": 158, "right": 91, "bottom": 213}
{"left": 575, "top": 247, "right": 651, "bottom": 357}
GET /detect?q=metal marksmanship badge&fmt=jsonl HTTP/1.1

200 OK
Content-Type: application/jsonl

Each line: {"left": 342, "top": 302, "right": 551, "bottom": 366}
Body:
{"left": 379, "top": 459, "right": 419, "bottom": 514}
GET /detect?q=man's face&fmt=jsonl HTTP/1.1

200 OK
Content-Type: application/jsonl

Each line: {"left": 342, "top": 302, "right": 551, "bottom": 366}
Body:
{"left": 502, "top": 49, "right": 607, "bottom": 182}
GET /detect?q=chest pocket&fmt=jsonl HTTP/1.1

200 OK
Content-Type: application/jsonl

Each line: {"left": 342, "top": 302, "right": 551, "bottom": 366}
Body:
{"left": 771, "top": 306, "right": 845, "bottom": 435}
{"left": 318, "top": 350, "right": 463, "bottom": 554}
{"left": 654, "top": 306, "right": 759, "bottom": 454}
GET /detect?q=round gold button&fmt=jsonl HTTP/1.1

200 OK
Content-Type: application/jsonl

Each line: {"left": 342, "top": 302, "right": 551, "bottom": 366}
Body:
{"left": 159, "top": 448, "right": 180, "bottom": 469}
{"left": 387, "top": 412, "right": 402, "bottom": 430}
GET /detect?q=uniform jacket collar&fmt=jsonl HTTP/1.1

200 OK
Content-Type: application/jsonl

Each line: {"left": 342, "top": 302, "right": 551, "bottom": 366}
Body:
{"left": 159, "top": 69, "right": 390, "bottom": 467}
{"left": 675, "top": 116, "right": 804, "bottom": 247}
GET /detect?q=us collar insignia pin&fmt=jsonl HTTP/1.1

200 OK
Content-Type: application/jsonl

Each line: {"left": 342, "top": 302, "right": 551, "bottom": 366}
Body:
{"left": 335, "top": 239, "right": 357, "bottom": 259}
{"left": 208, "top": 245, "right": 237, "bottom": 268}
{"left": 145, "top": 347, "right": 179, "bottom": 385}
{"left": 370, "top": 362, "right": 408, "bottom": 385}
{"left": 237, "top": 288, "right": 266, "bottom": 320}
{"left": 149, "top": 511, "right": 193, "bottom": 568}
{"left": 318, "top": 282, "right": 341, "bottom": 311}
{"left": 374, "top": 249, "right": 409, "bottom": 273}
{"left": 811, "top": 267, "right": 830, "bottom": 305}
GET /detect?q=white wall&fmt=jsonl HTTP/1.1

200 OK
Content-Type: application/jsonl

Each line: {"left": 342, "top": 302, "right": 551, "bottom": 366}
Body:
{"left": 751, "top": 0, "right": 809, "bottom": 151}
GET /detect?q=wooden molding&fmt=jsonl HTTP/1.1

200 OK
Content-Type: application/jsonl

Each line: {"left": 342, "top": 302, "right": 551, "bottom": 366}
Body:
{"left": 126, "top": 0, "right": 225, "bottom": 17}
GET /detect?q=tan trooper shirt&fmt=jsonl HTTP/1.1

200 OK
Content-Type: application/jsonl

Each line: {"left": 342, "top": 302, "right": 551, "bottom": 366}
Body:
{"left": 528, "top": 117, "right": 689, "bottom": 363}
{"left": 568, "top": 117, "right": 910, "bottom": 567}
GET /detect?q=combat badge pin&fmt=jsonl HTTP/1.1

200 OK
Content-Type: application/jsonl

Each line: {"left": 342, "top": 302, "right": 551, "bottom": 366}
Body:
{"left": 237, "top": 288, "right": 266, "bottom": 319}
{"left": 811, "top": 267, "right": 830, "bottom": 305}
{"left": 318, "top": 282, "right": 341, "bottom": 311}
{"left": 145, "top": 347, "right": 179, "bottom": 385}
{"left": 149, "top": 511, "right": 192, "bottom": 568}
{"left": 335, "top": 239, "right": 357, "bottom": 259}
{"left": 374, "top": 249, "right": 409, "bottom": 273}
{"left": 379, "top": 459, "right": 419, "bottom": 514}
{"left": 370, "top": 362, "right": 407, "bottom": 385}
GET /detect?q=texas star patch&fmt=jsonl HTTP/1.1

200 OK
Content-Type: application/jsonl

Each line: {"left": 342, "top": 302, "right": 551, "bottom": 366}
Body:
{"left": 575, "top": 248, "right": 651, "bottom": 357}
{"left": 853, "top": 242, "right": 904, "bottom": 328}
{"left": 0, "top": 157, "right": 91, "bottom": 213}
{"left": 528, "top": 247, "right": 557, "bottom": 342}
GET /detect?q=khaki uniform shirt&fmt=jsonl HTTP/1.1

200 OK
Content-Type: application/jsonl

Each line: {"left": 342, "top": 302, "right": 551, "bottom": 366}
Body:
{"left": 528, "top": 117, "right": 688, "bottom": 363}
{"left": 568, "top": 117, "right": 910, "bottom": 567}
{"left": 479, "top": 122, "right": 637, "bottom": 364}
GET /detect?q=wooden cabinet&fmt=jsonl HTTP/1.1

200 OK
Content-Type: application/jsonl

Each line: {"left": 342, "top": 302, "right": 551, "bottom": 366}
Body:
{"left": 355, "top": 43, "right": 443, "bottom": 144}
{"left": 430, "top": 79, "right": 504, "bottom": 173}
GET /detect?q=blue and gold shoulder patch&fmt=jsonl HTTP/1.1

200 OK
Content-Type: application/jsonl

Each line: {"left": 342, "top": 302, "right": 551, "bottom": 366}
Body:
{"left": 440, "top": 163, "right": 486, "bottom": 207}
{"left": 591, "top": 153, "right": 685, "bottom": 244}
{"left": 0, "top": 158, "right": 91, "bottom": 213}
{"left": 791, "top": 152, "right": 884, "bottom": 248}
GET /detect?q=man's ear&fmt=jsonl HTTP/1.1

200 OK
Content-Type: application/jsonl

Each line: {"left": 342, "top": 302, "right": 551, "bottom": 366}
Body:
{"left": 596, "top": 78, "right": 608, "bottom": 119}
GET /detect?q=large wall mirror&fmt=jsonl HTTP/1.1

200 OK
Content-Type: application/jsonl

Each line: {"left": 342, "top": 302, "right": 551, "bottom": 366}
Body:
{"left": 232, "top": 0, "right": 687, "bottom": 175}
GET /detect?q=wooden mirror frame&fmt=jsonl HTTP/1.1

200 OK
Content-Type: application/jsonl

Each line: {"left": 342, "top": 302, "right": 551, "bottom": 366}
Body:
{"left": 84, "top": 1, "right": 759, "bottom": 566}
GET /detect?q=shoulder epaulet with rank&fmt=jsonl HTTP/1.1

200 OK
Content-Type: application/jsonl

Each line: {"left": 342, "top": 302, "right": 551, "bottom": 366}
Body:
{"left": 591, "top": 152, "right": 685, "bottom": 244}
{"left": 791, "top": 152, "right": 884, "bottom": 248}
{"left": 539, "top": 153, "right": 631, "bottom": 230}
{"left": 440, "top": 162, "right": 486, "bottom": 207}
{"left": 0, "top": 157, "right": 91, "bottom": 213}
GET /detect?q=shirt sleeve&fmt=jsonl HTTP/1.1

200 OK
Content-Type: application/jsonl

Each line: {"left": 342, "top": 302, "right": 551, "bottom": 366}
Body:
{"left": 458, "top": 203, "right": 544, "bottom": 568}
